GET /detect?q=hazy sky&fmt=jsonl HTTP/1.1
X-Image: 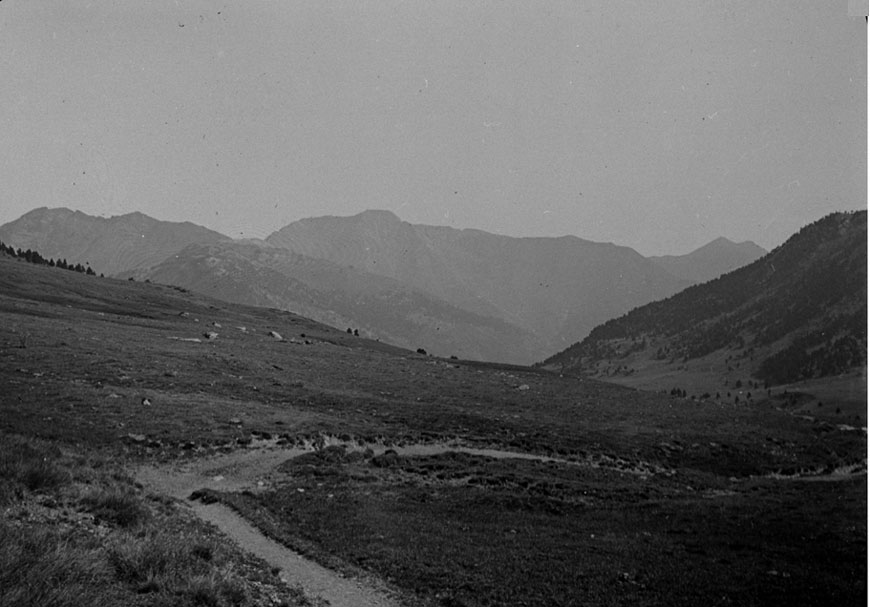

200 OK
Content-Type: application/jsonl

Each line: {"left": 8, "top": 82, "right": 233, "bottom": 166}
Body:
{"left": 0, "top": 1, "right": 865, "bottom": 255}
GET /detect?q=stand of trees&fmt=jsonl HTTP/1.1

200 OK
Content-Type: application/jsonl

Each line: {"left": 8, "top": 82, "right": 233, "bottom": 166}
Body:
{"left": 0, "top": 240, "right": 98, "bottom": 276}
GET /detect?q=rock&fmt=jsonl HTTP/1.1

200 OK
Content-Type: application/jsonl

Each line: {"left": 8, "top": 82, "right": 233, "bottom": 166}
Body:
{"left": 179, "top": 312, "right": 190, "bottom": 317}
{"left": 518, "top": 384, "right": 530, "bottom": 391}
{"left": 204, "top": 332, "right": 218, "bottom": 340}
{"left": 268, "top": 331, "right": 283, "bottom": 340}
{"left": 141, "top": 398, "right": 152, "bottom": 406}
{"left": 228, "top": 417, "right": 242, "bottom": 425}
{"left": 212, "top": 322, "right": 222, "bottom": 328}
{"left": 126, "top": 433, "right": 146, "bottom": 443}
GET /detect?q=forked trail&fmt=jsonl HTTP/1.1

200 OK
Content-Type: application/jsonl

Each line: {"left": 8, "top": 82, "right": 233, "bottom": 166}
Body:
{"left": 135, "top": 438, "right": 597, "bottom": 606}
{"left": 136, "top": 445, "right": 402, "bottom": 607}
{"left": 136, "top": 435, "right": 865, "bottom": 605}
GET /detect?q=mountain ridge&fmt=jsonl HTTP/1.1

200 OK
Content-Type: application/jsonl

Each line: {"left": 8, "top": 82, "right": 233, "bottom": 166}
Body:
{"left": 0, "top": 206, "right": 768, "bottom": 364}
{"left": 539, "top": 210, "right": 867, "bottom": 391}
{"left": 648, "top": 236, "right": 767, "bottom": 283}
{"left": 0, "top": 207, "right": 228, "bottom": 275}
{"left": 266, "top": 210, "right": 696, "bottom": 355}
{"left": 121, "top": 240, "right": 547, "bottom": 363}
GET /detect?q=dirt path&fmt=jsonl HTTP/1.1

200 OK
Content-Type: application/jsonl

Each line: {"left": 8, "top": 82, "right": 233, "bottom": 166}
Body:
{"left": 135, "top": 436, "right": 865, "bottom": 605}
{"left": 136, "top": 447, "right": 402, "bottom": 607}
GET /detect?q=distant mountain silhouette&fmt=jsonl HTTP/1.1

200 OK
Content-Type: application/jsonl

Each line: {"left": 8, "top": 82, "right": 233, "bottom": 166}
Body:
{"left": 540, "top": 211, "right": 867, "bottom": 387}
{"left": 0, "top": 207, "right": 227, "bottom": 275}
{"left": 649, "top": 237, "right": 766, "bottom": 283}
{"left": 266, "top": 210, "right": 695, "bottom": 358}
{"left": 0, "top": 206, "right": 769, "bottom": 365}
{"left": 121, "top": 240, "right": 546, "bottom": 363}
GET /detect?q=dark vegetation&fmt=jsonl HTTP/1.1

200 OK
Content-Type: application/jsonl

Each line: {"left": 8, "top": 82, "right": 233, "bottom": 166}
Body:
{"left": 0, "top": 238, "right": 98, "bottom": 276}
{"left": 207, "top": 447, "right": 865, "bottom": 607}
{"left": 542, "top": 211, "right": 867, "bottom": 386}
{"left": 0, "top": 246, "right": 865, "bottom": 606}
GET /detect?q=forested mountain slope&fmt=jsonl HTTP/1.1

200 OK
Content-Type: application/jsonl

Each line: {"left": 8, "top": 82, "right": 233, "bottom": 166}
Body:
{"left": 541, "top": 211, "right": 867, "bottom": 387}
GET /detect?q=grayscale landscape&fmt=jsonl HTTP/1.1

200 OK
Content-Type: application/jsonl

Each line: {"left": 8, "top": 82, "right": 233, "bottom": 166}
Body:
{"left": 0, "top": 2, "right": 865, "bottom": 607}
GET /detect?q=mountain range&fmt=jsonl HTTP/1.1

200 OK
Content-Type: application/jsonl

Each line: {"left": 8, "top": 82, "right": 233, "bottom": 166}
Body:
{"left": 0, "top": 206, "right": 767, "bottom": 364}
{"left": 540, "top": 211, "right": 867, "bottom": 391}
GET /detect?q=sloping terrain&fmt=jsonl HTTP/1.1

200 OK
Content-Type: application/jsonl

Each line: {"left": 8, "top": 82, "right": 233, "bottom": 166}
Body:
{"left": 541, "top": 211, "right": 867, "bottom": 397}
{"left": 266, "top": 210, "right": 694, "bottom": 356}
{"left": 0, "top": 206, "right": 228, "bottom": 275}
{"left": 122, "top": 240, "right": 545, "bottom": 363}
{"left": 1, "top": 207, "right": 764, "bottom": 365}
{"left": 649, "top": 237, "right": 766, "bottom": 283}
{"left": 0, "top": 252, "right": 865, "bottom": 606}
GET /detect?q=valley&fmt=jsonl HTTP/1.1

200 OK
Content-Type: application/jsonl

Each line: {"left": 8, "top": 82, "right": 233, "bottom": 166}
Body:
{"left": 0, "top": 249, "right": 865, "bottom": 606}
{"left": 0, "top": 207, "right": 767, "bottom": 364}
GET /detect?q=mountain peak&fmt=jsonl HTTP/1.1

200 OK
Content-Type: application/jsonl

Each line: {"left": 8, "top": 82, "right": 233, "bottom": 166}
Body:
{"left": 649, "top": 237, "right": 766, "bottom": 283}
{"left": 356, "top": 209, "right": 401, "bottom": 222}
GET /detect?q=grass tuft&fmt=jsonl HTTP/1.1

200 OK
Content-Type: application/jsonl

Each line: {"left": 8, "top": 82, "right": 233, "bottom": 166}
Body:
{"left": 81, "top": 487, "right": 150, "bottom": 528}
{"left": 108, "top": 529, "right": 249, "bottom": 605}
{"left": 0, "top": 438, "right": 71, "bottom": 496}
{"left": 0, "top": 519, "right": 119, "bottom": 607}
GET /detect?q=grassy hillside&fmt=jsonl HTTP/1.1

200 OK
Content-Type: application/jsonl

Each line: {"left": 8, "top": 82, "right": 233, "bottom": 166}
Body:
{"left": 0, "top": 253, "right": 865, "bottom": 606}
{"left": 121, "top": 240, "right": 547, "bottom": 364}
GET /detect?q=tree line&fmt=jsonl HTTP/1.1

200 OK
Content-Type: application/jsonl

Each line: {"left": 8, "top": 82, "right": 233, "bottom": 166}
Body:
{"left": 0, "top": 240, "right": 99, "bottom": 276}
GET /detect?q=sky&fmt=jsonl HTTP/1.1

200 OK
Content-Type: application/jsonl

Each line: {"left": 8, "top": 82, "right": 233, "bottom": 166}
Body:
{"left": 0, "top": 1, "right": 865, "bottom": 256}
